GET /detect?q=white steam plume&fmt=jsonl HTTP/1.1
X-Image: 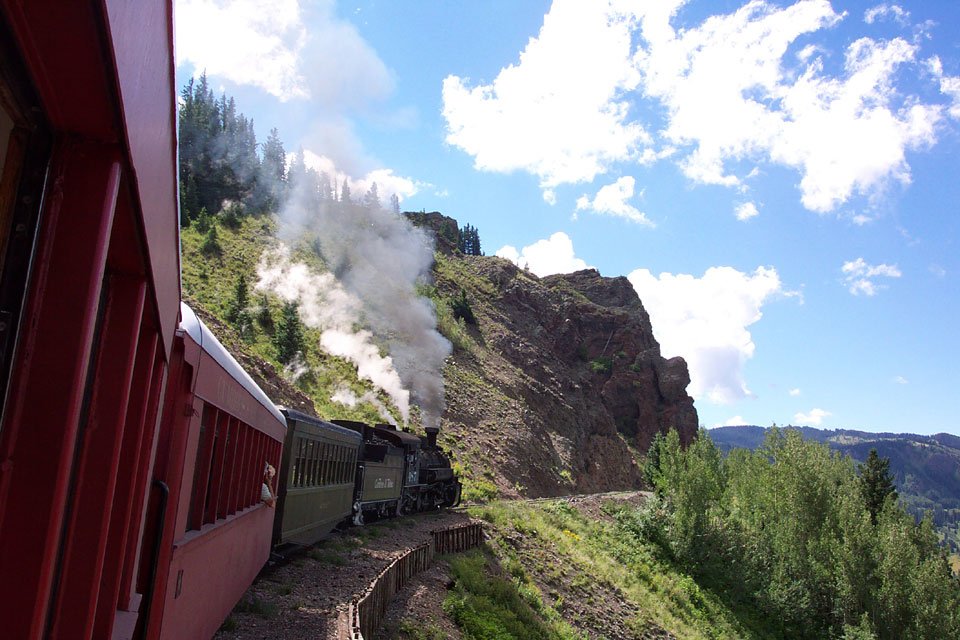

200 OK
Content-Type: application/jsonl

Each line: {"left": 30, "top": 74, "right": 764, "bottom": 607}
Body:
{"left": 261, "top": 173, "right": 452, "bottom": 428}
{"left": 256, "top": 243, "right": 412, "bottom": 423}
{"left": 331, "top": 384, "right": 397, "bottom": 424}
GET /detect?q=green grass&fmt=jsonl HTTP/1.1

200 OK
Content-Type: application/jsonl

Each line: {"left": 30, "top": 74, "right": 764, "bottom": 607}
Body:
{"left": 180, "top": 214, "right": 406, "bottom": 425}
{"left": 443, "top": 549, "right": 583, "bottom": 640}
{"left": 433, "top": 251, "right": 497, "bottom": 298}
{"left": 395, "top": 618, "right": 448, "bottom": 640}
{"left": 307, "top": 547, "right": 348, "bottom": 566}
{"left": 452, "top": 459, "right": 500, "bottom": 503}
{"left": 469, "top": 499, "right": 777, "bottom": 640}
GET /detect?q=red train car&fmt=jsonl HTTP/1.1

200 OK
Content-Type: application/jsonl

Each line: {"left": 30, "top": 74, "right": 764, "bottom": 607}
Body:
{"left": 145, "top": 304, "right": 285, "bottom": 640}
{"left": 0, "top": 2, "right": 285, "bottom": 639}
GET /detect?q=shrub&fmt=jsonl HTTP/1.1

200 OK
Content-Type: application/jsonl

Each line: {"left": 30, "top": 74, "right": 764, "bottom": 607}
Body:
{"left": 201, "top": 225, "right": 221, "bottom": 256}
{"left": 450, "top": 289, "right": 476, "bottom": 325}
{"left": 589, "top": 357, "right": 612, "bottom": 374}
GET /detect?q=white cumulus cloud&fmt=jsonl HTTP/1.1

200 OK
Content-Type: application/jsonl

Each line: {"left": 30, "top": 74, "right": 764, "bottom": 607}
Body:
{"left": 927, "top": 56, "right": 960, "bottom": 120}
{"left": 441, "top": 0, "right": 651, "bottom": 192}
{"left": 496, "top": 232, "right": 591, "bottom": 278}
{"left": 627, "top": 265, "right": 784, "bottom": 404}
{"left": 176, "top": 0, "right": 393, "bottom": 108}
{"left": 794, "top": 407, "right": 831, "bottom": 426}
{"left": 841, "top": 257, "right": 901, "bottom": 296}
{"left": 735, "top": 202, "right": 760, "bottom": 221}
{"left": 864, "top": 4, "right": 910, "bottom": 25}
{"left": 635, "top": 0, "right": 942, "bottom": 213}
{"left": 574, "top": 177, "right": 654, "bottom": 226}
{"left": 789, "top": 388, "right": 802, "bottom": 397}
{"left": 442, "top": 0, "right": 950, "bottom": 214}
{"left": 176, "top": 0, "right": 308, "bottom": 100}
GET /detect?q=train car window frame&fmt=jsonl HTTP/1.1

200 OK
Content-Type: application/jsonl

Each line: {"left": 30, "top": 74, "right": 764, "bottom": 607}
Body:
{"left": 307, "top": 438, "right": 316, "bottom": 487}
{"left": 294, "top": 436, "right": 304, "bottom": 487}
{"left": 319, "top": 442, "right": 328, "bottom": 485}
{"left": 0, "top": 13, "right": 52, "bottom": 430}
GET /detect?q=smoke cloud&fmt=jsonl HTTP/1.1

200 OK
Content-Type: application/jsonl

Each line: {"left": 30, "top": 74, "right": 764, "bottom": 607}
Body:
{"left": 256, "top": 176, "right": 452, "bottom": 428}
{"left": 256, "top": 243, "right": 411, "bottom": 422}
{"left": 331, "top": 384, "right": 397, "bottom": 424}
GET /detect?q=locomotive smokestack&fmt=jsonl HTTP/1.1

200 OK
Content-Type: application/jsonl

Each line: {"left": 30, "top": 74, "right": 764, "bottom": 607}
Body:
{"left": 425, "top": 426, "right": 439, "bottom": 449}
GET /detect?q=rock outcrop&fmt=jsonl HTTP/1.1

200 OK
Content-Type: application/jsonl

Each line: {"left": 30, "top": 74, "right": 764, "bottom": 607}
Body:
{"left": 419, "top": 214, "right": 699, "bottom": 499}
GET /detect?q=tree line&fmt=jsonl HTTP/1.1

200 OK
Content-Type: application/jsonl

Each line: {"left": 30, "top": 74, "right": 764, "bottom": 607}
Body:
{"left": 178, "top": 76, "right": 484, "bottom": 366}
{"left": 177, "top": 72, "right": 397, "bottom": 227}
{"left": 638, "top": 428, "right": 960, "bottom": 639}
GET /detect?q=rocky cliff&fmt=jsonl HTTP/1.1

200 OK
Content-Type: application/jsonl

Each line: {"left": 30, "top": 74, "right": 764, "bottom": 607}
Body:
{"left": 418, "top": 213, "right": 699, "bottom": 499}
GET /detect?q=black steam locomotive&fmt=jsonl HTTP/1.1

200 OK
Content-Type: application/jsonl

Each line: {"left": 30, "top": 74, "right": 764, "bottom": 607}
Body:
{"left": 273, "top": 409, "right": 462, "bottom": 547}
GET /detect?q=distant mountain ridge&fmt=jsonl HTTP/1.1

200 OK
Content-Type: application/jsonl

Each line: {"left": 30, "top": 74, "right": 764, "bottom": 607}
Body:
{"left": 709, "top": 425, "right": 960, "bottom": 550}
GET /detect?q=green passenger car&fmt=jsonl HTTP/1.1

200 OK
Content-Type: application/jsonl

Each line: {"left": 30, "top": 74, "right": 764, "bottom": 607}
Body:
{"left": 274, "top": 409, "right": 362, "bottom": 546}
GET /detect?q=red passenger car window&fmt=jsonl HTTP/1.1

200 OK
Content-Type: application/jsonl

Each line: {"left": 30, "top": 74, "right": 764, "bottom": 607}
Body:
{"left": 0, "top": 19, "right": 51, "bottom": 428}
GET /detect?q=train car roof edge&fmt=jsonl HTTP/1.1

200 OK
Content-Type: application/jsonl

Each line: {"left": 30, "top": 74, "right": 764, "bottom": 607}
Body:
{"left": 180, "top": 302, "right": 285, "bottom": 426}
{"left": 279, "top": 408, "right": 363, "bottom": 442}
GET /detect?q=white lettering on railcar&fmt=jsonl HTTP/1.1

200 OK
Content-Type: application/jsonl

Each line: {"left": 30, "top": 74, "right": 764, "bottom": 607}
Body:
{"left": 374, "top": 478, "right": 395, "bottom": 489}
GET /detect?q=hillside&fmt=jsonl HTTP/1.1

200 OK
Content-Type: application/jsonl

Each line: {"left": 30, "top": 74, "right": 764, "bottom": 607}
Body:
{"left": 181, "top": 210, "right": 699, "bottom": 502}
{"left": 709, "top": 425, "right": 960, "bottom": 550}
{"left": 415, "top": 213, "right": 698, "bottom": 499}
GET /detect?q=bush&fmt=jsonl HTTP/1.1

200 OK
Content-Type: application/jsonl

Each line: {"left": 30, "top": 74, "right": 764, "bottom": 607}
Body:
{"left": 589, "top": 357, "right": 612, "bottom": 374}
{"left": 450, "top": 289, "right": 476, "bottom": 325}
{"left": 201, "top": 225, "right": 221, "bottom": 256}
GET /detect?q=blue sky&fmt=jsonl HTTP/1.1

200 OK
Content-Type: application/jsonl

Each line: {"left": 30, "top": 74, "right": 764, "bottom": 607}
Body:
{"left": 175, "top": 0, "right": 960, "bottom": 436}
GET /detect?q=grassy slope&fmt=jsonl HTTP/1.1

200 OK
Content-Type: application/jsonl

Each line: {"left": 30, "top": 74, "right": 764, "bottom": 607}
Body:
{"left": 452, "top": 497, "right": 776, "bottom": 640}
{"left": 180, "top": 215, "right": 401, "bottom": 425}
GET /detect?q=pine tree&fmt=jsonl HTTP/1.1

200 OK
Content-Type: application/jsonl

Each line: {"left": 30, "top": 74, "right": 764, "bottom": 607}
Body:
{"left": 256, "top": 294, "right": 274, "bottom": 334}
{"left": 458, "top": 223, "right": 482, "bottom": 255}
{"left": 261, "top": 128, "right": 286, "bottom": 184}
{"left": 340, "top": 179, "right": 351, "bottom": 203}
{"left": 226, "top": 274, "right": 254, "bottom": 341}
{"left": 201, "top": 224, "right": 221, "bottom": 256}
{"left": 178, "top": 75, "right": 263, "bottom": 219}
{"left": 450, "top": 289, "right": 476, "bottom": 325}
{"left": 859, "top": 448, "right": 897, "bottom": 525}
{"left": 363, "top": 182, "right": 380, "bottom": 209}
{"left": 318, "top": 172, "right": 333, "bottom": 201}
{"left": 389, "top": 193, "right": 400, "bottom": 215}
{"left": 227, "top": 273, "right": 248, "bottom": 319}
{"left": 287, "top": 148, "right": 307, "bottom": 187}
{"left": 273, "top": 300, "right": 305, "bottom": 364}
{"left": 258, "top": 127, "right": 286, "bottom": 212}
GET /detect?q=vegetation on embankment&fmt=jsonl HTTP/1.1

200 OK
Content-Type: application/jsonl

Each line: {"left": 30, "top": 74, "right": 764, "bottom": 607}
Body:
{"left": 180, "top": 212, "right": 400, "bottom": 425}
{"left": 439, "top": 428, "right": 960, "bottom": 640}
{"left": 453, "top": 495, "right": 753, "bottom": 639}
{"left": 640, "top": 428, "right": 960, "bottom": 639}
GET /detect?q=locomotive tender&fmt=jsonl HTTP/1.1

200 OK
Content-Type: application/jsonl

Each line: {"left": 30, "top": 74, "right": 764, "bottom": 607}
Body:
{"left": 0, "top": 2, "right": 458, "bottom": 638}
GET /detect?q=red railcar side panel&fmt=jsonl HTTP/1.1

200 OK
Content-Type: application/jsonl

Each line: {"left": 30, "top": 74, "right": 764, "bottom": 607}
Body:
{"left": 103, "top": 0, "right": 180, "bottom": 360}
{"left": 91, "top": 328, "right": 158, "bottom": 639}
{"left": 1, "top": 1, "right": 118, "bottom": 139}
{"left": 139, "top": 337, "right": 194, "bottom": 640}
{"left": 144, "top": 324, "right": 285, "bottom": 640}
{"left": 49, "top": 275, "right": 147, "bottom": 639}
{"left": 0, "top": 144, "right": 120, "bottom": 640}
{"left": 4, "top": 0, "right": 181, "bottom": 361}
{"left": 161, "top": 506, "right": 275, "bottom": 640}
